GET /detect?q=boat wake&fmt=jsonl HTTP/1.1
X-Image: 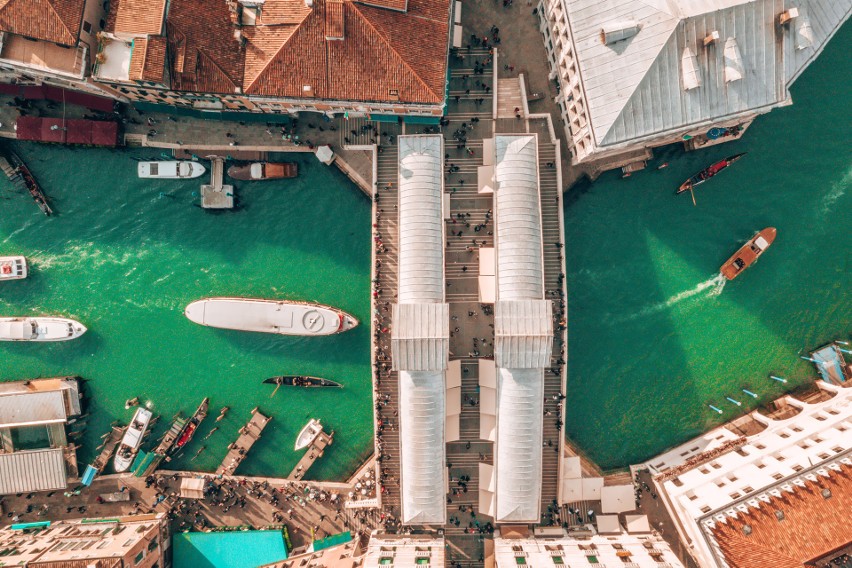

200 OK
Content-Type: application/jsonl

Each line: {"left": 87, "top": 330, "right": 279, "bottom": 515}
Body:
{"left": 616, "top": 274, "right": 726, "bottom": 322}
{"left": 819, "top": 166, "right": 851, "bottom": 215}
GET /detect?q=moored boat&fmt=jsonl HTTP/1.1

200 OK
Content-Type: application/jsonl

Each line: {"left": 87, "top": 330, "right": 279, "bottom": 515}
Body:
{"left": 170, "top": 397, "right": 210, "bottom": 455}
{"left": 0, "top": 256, "right": 27, "bottom": 280}
{"left": 0, "top": 317, "right": 86, "bottom": 341}
{"left": 720, "top": 227, "right": 777, "bottom": 280}
{"left": 185, "top": 297, "right": 358, "bottom": 336}
{"left": 227, "top": 162, "right": 297, "bottom": 181}
{"left": 114, "top": 407, "right": 153, "bottom": 473}
{"left": 264, "top": 375, "right": 343, "bottom": 388}
{"left": 0, "top": 147, "right": 53, "bottom": 215}
{"left": 137, "top": 161, "right": 206, "bottom": 179}
{"left": 677, "top": 153, "right": 746, "bottom": 194}
{"left": 295, "top": 418, "right": 323, "bottom": 451}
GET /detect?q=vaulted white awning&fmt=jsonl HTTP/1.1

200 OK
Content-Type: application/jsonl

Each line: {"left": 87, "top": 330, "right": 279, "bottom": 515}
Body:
{"left": 0, "top": 391, "right": 67, "bottom": 428}
{"left": 494, "top": 135, "right": 544, "bottom": 301}
{"left": 494, "top": 367, "right": 544, "bottom": 523}
{"left": 392, "top": 303, "right": 449, "bottom": 371}
{"left": 398, "top": 134, "right": 445, "bottom": 304}
{"left": 494, "top": 299, "right": 553, "bottom": 368}
{"left": 0, "top": 449, "right": 67, "bottom": 495}
{"left": 399, "top": 370, "right": 447, "bottom": 525}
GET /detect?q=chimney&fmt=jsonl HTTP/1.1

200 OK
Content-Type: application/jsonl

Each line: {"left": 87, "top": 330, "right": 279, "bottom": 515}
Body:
{"left": 600, "top": 21, "right": 641, "bottom": 46}
{"left": 703, "top": 30, "right": 720, "bottom": 47}
{"left": 302, "top": 85, "right": 314, "bottom": 97}
{"left": 778, "top": 7, "right": 798, "bottom": 26}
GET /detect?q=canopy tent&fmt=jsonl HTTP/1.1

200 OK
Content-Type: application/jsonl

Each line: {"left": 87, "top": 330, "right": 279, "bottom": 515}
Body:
{"left": 560, "top": 477, "right": 604, "bottom": 503}
{"left": 479, "top": 248, "right": 496, "bottom": 276}
{"left": 596, "top": 514, "right": 623, "bottom": 534}
{"left": 478, "top": 462, "right": 496, "bottom": 518}
{"left": 494, "top": 299, "right": 553, "bottom": 368}
{"left": 180, "top": 477, "right": 207, "bottom": 499}
{"left": 447, "top": 360, "right": 462, "bottom": 389}
{"left": 391, "top": 303, "right": 449, "bottom": 371}
{"left": 315, "top": 145, "right": 335, "bottom": 165}
{"left": 601, "top": 484, "right": 636, "bottom": 514}
{"left": 563, "top": 456, "right": 582, "bottom": 479}
{"left": 477, "top": 164, "right": 495, "bottom": 194}
{"left": 625, "top": 514, "right": 652, "bottom": 534}
{"left": 479, "top": 359, "right": 497, "bottom": 388}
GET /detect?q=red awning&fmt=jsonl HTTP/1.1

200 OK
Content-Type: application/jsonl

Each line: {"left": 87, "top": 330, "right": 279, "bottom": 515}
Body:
{"left": 16, "top": 116, "right": 120, "bottom": 147}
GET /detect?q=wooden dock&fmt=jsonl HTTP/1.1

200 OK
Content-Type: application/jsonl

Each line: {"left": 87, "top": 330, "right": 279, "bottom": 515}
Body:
{"left": 201, "top": 156, "right": 234, "bottom": 209}
{"left": 287, "top": 429, "right": 334, "bottom": 481}
{"left": 215, "top": 408, "right": 271, "bottom": 476}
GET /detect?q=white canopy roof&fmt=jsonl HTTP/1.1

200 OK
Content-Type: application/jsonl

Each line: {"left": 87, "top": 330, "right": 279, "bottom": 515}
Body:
{"left": 0, "top": 391, "right": 67, "bottom": 428}
{"left": 391, "top": 303, "right": 449, "bottom": 371}
{"left": 494, "top": 135, "right": 544, "bottom": 301}
{"left": 0, "top": 449, "right": 67, "bottom": 495}
{"left": 601, "top": 484, "right": 637, "bottom": 514}
{"left": 180, "top": 476, "right": 206, "bottom": 499}
{"left": 494, "top": 367, "right": 544, "bottom": 523}
{"left": 494, "top": 300, "right": 553, "bottom": 368}
{"left": 398, "top": 135, "right": 445, "bottom": 304}
{"left": 625, "top": 514, "right": 652, "bottom": 533}
{"left": 596, "top": 514, "right": 623, "bottom": 534}
{"left": 398, "top": 370, "right": 446, "bottom": 525}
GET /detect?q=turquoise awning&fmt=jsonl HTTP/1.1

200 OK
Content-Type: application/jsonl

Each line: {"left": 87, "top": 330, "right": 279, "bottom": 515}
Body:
{"left": 405, "top": 115, "right": 442, "bottom": 125}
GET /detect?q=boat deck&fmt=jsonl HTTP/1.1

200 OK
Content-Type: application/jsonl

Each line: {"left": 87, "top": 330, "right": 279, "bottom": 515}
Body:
{"left": 215, "top": 408, "right": 271, "bottom": 476}
{"left": 287, "top": 429, "right": 334, "bottom": 481}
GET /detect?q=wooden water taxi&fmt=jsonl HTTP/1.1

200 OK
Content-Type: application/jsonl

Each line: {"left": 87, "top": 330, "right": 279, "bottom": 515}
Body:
{"left": 720, "top": 227, "right": 776, "bottom": 280}
{"left": 228, "top": 161, "right": 297, "bottom": 181}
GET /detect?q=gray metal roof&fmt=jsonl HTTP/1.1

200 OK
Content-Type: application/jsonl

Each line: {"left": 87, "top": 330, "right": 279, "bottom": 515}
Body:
{"left": 397, "top": 134, "right": 445, "bottom": 304}
{"left": 494, "top": 300, "right": 554, "bottom": 369}
{"left": 392, "top": 303, "right": 450, "bottom": 372}
{"left": 494, "top": 135, "right": 544, "bottom": 301}
{"left": 399, "top": 370, "right": 446, "bottom": 525}
{"left": 0, "top": 391, "right": 67, "bottom": 428}
{"left": 564, "top": 0, "right": 851, "bottom": 147}
{"left": 494, "top": 367, "right": 544, "bottom": 522}
{"left": 0, "top": 449, "right": 67, "bottom": 495}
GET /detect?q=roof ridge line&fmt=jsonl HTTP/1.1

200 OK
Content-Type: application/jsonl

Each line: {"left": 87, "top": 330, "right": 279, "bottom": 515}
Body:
{"left": 243, "top": 14, "right": 314, "bottom": 93}
{"left": 351, "top": 2, "right": 442, "bottom": 102}
{"left": 45, "top": 0, "right": 77, "bottom": 44}
{"left": 197, "top": 48, "right": 240, "bottom": 92}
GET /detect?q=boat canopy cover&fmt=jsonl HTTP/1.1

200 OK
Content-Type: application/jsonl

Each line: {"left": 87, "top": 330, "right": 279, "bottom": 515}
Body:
{"left": 399, "top": 370, "right": 446, "bottom": 525}
{"left": 754, "top": 236, "right": 769, "bottom": 250}
{"left": 8, "top": 321, "right": 29, "bottom": 340}
{"left": 250, "top": 163, "right": 263, "bottom": 178}
{"left": 391, "top": 303, "right": 449, "bottom": 372}
{"left": 494, "top": 300, "right": 553, "bottom": 369}
{"left": 494, "top": 135, "right": 544, "bottom": 301}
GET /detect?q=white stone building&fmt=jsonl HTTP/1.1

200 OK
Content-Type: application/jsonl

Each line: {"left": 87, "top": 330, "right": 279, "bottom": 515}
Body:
{"left": 535, "top": 0, "right": 851, "bottom": 169}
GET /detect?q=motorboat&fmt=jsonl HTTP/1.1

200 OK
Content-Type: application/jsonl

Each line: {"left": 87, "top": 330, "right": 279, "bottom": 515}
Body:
{"left": 137, "top": 161, "right": 206, "bottom": 179}
{"left": 113, "top": 407, "right": 153, "bottom": 473}
{"left": 295, "top": 418, "right": 323, "bottom": 451}
{"left": 264, "top": 375, "right": 343, "bottom": 388}
{"left": 677, "top": 153, "right": 746, "bottom": 194}
{"left": 0, "top": 317, "right": 86, "bottom": 341}
{"left": 185, "top": 298, "right": 358, "bottom": 336}
{"left": 227, "top": 162, "right": 297, "bottom": 181}
{"left": 0, "top": 256, "right": 27, "bottom": 280}
{"left": 720, "top": 227, "right": 777, "bottom": 280}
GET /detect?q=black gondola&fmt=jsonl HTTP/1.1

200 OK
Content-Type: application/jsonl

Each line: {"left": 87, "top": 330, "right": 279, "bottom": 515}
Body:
{"left": 263, "top": 375, "right": 343, "bottom": 388}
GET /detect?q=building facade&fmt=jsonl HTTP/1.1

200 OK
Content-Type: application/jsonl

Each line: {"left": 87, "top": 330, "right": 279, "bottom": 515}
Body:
{"left": 535, "top": 0, "right": 851, "bottom": 170}
{"left": 0, "top": 513, "right": 170, "bottom": 567}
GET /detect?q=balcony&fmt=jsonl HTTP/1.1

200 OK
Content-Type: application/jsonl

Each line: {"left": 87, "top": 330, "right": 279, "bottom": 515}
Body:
{"left": 0, "top": 33, "right": 86, "bottom": 78}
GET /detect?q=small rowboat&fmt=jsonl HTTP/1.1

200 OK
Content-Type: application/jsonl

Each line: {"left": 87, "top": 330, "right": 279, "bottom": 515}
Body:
{"left": 677, "top": 153, "right": 746, "bottom": 194}
{"left": 264, "top": 375, "right": 343, "bottom": 388}
{"left": 228, "top": 162, "right": 297, "bottom": 181}
{"left": 720, "top": 227, "right": 776, "bottom": 280}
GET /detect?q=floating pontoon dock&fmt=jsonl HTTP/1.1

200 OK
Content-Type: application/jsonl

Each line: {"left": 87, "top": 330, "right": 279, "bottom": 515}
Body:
{"left": 201, "top": 157, "right": 234, "bottom": 209}
{"left": 215, "top": 407, "right": 271, "bottom": 476}
{"left": 287, "top": 429, "right": 334, "bottom": 481}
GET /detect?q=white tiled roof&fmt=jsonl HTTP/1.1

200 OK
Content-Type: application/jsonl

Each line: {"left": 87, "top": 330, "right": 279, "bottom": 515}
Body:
{"left": 392, "top": 302, "right": 449, "bottom": 371}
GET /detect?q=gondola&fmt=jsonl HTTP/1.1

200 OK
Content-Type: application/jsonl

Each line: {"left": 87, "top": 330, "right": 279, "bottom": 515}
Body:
{"left": 263, "top": 375, "right": 343, "bottom": 388}
{"left": 677, "top": 153, "right": 746, "bottom": 194}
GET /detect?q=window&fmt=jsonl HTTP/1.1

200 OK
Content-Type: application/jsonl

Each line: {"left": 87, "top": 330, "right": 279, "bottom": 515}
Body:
{"left": 700, "top": 505, "right": 712, "bottom": 513}
{"left": 772, "top": 473, "right": 783, "bottom": 480}
{"left": 552, "top": 557, "right": 564, "bottom": 565}
{"left": 147, "top": 538, "right": 158, "bottom": 552}
{"left": 135, "top": 550, "right": 145, "bottom": 565}
{"left": 83, "top": 21, "right": 92, "bottom": 33}
{"left": 586, "top": 556, "right": 599, "bottom": 564}
{"left": 515, "top": 557, "right": 527, "bottom": 565}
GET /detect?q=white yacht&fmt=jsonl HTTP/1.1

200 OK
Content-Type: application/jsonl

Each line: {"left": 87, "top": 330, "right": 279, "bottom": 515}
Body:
{"left": 137, "top": 161, "right": 206, "bottom": 179}
{"left": 0, "top": 256, "right": 27, "bottom": 280}
{"left": 0, "top": 317, "right": 86, "bottom": 341}
{"left": 295, "top": 419, "right": 323, "bottom": 451}
{"left": 114, "top": 407, "right": 153, "bottom": 473}
{"left": 184, "top": 298, "right": 358, "bottom": 336}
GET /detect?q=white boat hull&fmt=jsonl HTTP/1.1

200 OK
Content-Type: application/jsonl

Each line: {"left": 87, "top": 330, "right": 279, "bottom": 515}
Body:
{"left": 138, "top": 161, "right": 206, "bottom": 179}
{"left": 0, "top": 317, "right": 86, "bottom": 341}
{"left": 0, "top": 256, "right": 27, "bottom": 280}
{"left": 295, "top": 419, "right": 323, "bottom": 451}
{"left": 185, "top": 298, "right": 358, "bottom": 336}
{"left": 114, "top": 407, "right": 152, "bottom": 473}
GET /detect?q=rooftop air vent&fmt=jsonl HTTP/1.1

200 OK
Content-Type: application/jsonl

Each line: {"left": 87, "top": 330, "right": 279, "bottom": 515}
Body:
{"left": 742, "top": 524, "right": 752, "bottom": 535}
{"left": 821, "top": 488, "right": 832, "bottom": 499}
{"left": 778, "top": 8, "right": 798, "bottom": 26}
{"left": 703, "top": 31, "right": 720, "bottom": 47}
{"left": 723, "top": 37, "right": 743, "bottom": 82}
{"left": 681, "top": 46, "right": 700, "bottom": 90}
{"left": 774, "top": 510, "right": 785, "bottom": 521}
{"left": 600, "top": 21, "right": 640, "bottom": 46}
{"left": 302, "top": 85, "right": 314, "bottom": 97}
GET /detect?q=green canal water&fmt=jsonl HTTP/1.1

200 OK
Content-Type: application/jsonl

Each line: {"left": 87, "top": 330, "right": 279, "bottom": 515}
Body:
{"left": 0, "top": 148, "right": 372, "bottom": 480}
{"left": 564, "top": 23, "right": 851, "bottom": 471}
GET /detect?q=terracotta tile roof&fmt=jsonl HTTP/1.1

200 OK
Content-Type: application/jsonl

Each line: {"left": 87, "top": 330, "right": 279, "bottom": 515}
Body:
{"left": 105, "top": 0, "right": 167, "bottom": 36}
{"left": 245, "top": 0, "right": 449, "bottom": 104}
{"left": 166, "top": 0, "right": 244, "bottom": 94}
{"left": 325, "top": 0, "right": 344, "bottom": 40}
{"left": 129, "top": 36, "right": 167, "bottom": 82}
{"left": 710, "top": 463, "right": 852, "bottom": 568}
{"left": 0, "top": 0, "right": 85, "bottom": 46}
{"left": 356, "top": 0, "right": 408, "bottom": 12}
